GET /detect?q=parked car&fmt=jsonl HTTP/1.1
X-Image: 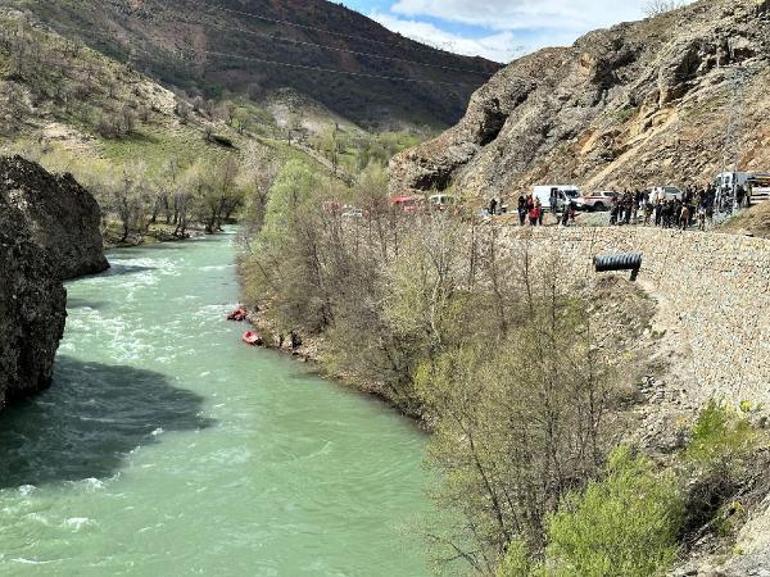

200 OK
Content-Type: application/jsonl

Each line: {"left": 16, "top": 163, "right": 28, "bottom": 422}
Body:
{"left": 428, "top": 194, "right": 456, "bottom": 211}
{"left": 390, "top": 195, "right": 422, "bottom": 213}
{"left": 575, "top": 191, "right": 618, "bottom": 212}
{"left": 341, "top": 207, "right": 365, "bottom": 219}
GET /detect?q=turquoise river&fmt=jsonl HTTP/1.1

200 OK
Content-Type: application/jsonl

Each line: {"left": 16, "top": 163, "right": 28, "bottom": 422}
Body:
{"left": 0, "top": 231, "right": 431, "bottom": 577}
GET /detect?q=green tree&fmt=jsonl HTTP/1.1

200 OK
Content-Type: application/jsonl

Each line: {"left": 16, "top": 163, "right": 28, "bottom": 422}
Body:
{"left": 243, "top": 160, "right": 334, "bottom": 333}
{"left": 419, "top": 259, "right": 615, "bottom": 575}
{"left": 543, "top": 446, "right": 683, "bottom": 577}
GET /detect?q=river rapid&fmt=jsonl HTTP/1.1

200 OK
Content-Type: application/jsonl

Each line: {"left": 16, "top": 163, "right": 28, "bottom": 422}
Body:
{"left": 0, "top": 231, "right": 431, "bottom": 577}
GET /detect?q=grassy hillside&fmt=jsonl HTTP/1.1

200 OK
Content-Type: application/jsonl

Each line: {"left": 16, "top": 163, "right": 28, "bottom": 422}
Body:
{"left": 0, "top": 8, "right": 428, "bottom": 246}
{"left": 0, "top": 8, "right": 244, "bottom": 167}
{"left": 0, "top": 8, "right": 354, "bottom": 243}
{"left": 9, "top": 0, "right": 500, "bottom": 130}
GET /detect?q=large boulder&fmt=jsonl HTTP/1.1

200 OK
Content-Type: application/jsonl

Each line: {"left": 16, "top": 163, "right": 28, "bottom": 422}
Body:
{"left": 0, "top": 155, "right": 109, "bottom": 280}
{"left": 0, "top": 193, "right": 66, "bottom": 409}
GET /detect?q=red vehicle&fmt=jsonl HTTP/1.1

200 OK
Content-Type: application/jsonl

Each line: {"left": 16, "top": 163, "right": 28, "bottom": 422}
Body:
{"left": 390, "top": 195, "right": 422, "bottom": 213}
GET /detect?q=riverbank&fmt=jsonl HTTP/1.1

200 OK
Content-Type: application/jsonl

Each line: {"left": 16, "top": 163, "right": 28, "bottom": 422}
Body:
{"left": 102, "top": 221, "right": 209, "bottom": 249}
{"left": 241, "top": 308, "right": 423, "bottom": 419}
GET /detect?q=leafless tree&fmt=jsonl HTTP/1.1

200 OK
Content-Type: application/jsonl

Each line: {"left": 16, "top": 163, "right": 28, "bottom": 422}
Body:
{"left": 644, "top": 0, "right": 687, "bottom": 17}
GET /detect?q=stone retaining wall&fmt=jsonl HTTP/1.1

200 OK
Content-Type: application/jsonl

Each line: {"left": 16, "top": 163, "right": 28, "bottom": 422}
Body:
{"left": 498, "top": 226, "right": 770, "bottom": 407}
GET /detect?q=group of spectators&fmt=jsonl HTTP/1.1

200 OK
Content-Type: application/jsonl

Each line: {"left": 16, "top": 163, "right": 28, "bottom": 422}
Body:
{"left": 496, "top": 193, "right": 579, "bottom": 227}
{"left": 488, "top": 182, "right": 752, "bottom": 232}
{"left": 609, "top": 183, "right": 750, "bottom": 231}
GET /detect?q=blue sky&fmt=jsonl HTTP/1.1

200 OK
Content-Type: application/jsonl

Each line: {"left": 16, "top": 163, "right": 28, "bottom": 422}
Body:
{"left": 341, "top": 0, "right": 673, "bottom": 63}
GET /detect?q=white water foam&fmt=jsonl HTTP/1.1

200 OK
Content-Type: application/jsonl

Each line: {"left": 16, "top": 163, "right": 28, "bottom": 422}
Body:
{"left": 18, "top": 485, "right": 36, "bottom": 497}
{"left": 63, "top": 517, "right": 94, "bottom": 532}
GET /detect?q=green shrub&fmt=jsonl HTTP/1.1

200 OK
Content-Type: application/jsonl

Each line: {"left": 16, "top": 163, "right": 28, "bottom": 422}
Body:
{"left": 497, "top": 541, "right": 537, "bottom": 577}
{"left": 685, "top": 400, "right": 758, "bottom": 472}
{"left": 680, "top": 400, "right": 763, "bottom": 543}
{"left": 543, "top": 446, "right": 684, "bottom": 577}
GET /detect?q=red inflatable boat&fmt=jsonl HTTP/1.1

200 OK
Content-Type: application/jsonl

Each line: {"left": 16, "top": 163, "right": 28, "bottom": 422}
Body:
{"left": 228, "top": 307, "right": 248, "bottom": 322}
{"left": 242, "top": 331, "right": 263, "bottom": 346}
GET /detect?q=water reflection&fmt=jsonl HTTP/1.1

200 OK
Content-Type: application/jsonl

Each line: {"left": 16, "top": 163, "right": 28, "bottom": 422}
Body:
{"left": 0, "top": 357, "right": 214, "bottom": 488}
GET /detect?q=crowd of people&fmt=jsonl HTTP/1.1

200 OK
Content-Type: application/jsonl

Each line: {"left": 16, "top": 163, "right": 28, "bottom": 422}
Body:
{"left": 487, "top": 193, "right": 578, "bottom": 227}
{"left": 488, "top": 182, "right": 752, "bottom": 232}
{"left": 608, "top": 183, "right": 750, "bottom": 231}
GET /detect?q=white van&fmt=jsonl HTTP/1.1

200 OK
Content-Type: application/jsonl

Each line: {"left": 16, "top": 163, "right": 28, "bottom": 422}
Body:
{"left": 714, "top": 172, "right": 752, "bottom": 190}
{"left": 716, "top": 172, "right": 770, "bottom": 190}
{"left": 532, "top": 185, "right": 581, "bottom": 212}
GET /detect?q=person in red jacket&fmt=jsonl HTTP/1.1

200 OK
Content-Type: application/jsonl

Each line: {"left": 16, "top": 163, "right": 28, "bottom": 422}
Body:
{"left": 529, "top": 201, "right": 541, "bottom": 226}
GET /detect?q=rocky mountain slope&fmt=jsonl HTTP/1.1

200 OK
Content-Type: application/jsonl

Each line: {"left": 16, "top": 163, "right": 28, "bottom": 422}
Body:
{"left": 0, "top": 156, "right": 109, "bottom": 280}
{"left": 0, "top": 7, "right": 261, "bottom": 172}
{"left": 390, "top": 0, "right": 770, "bottom": 198}
{"left": 13, "top": 0, "right": 501, "bottom": 130}
{"left": 0, "top": 186, "right": 66, "bottom": 411}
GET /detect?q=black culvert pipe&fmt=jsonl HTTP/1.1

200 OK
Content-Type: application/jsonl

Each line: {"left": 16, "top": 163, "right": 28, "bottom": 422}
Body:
{"left": 594, "top": 252, "right": 643, "bottom": 281}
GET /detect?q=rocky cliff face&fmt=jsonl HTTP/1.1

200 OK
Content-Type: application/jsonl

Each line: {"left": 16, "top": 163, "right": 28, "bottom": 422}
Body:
{"left": 0, "top": 156, "right": 109, "bottom": 280}
{"left": 0, "top": 194, "right": 66, "bottom": 410}
{"left": 390, "top": 0, "right": 770, "bottom": 198}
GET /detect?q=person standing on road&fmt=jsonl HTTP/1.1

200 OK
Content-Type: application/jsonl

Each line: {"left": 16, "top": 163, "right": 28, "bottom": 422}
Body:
{"left": 610, "top": 197, "right": 619, "bottom": 226}
{"left": 489, "top": 197, "right": 498, "bottom": 217}
{"left": 736, "top": 185, "right": 746, "bottom": 209}
{"left": 529, "top": 201, "right": 541, "bottom": 226}
{"left": 697, "top": 204, "right": 707, "bottom": 231}
{"left": 549, "top": 188, "right": 558, "bottom": 215}
{"left": 680, "top": 204, "right": 690, "bottom": 230}
{"left": 517, "top": 195, "right": 527, "bottom": 226}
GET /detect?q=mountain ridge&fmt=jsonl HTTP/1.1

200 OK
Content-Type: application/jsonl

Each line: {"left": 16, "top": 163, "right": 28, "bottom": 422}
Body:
{"left": 13, "top": 0, "right": 501, "bottom": 129}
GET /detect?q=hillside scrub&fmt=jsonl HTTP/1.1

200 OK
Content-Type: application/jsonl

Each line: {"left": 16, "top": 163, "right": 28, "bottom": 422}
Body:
{"left": 496, "top": 450, "right": 683, "bottom": 577}
{"left": 495, "top": 448, "right": 683, "bottom": 577}
{"left": 539, "top": 447, "right": 684, "bottom": 577}
{"left": 679, "top": 401, "right": 765, "bottom": 547}
{"left": 240, "top": 163, "right": 638, "bottom": 573}
{"left": 494, "top": 404, "right": 768, "bottom": 577}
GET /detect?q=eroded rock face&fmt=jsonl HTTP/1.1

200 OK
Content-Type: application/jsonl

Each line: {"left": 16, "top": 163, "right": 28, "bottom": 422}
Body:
{"left": 390, "top": 0, "right": 770, "bottom": 198}
{"left": 0, "top": 155, "right": 108, "bottom": 280}
{"left": 0, "top": 193, "right": 66, "bottom": 409}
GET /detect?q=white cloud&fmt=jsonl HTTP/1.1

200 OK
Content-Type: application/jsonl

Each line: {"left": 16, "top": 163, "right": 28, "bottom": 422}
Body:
{"left": 390, "top": 0, "right": 650, "bottom": 32}
{"left": 371, "top": 12, "right": 527, "bottom": 62}
{"left": 367, "top": 0, "right": 696, "bottom": 63}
